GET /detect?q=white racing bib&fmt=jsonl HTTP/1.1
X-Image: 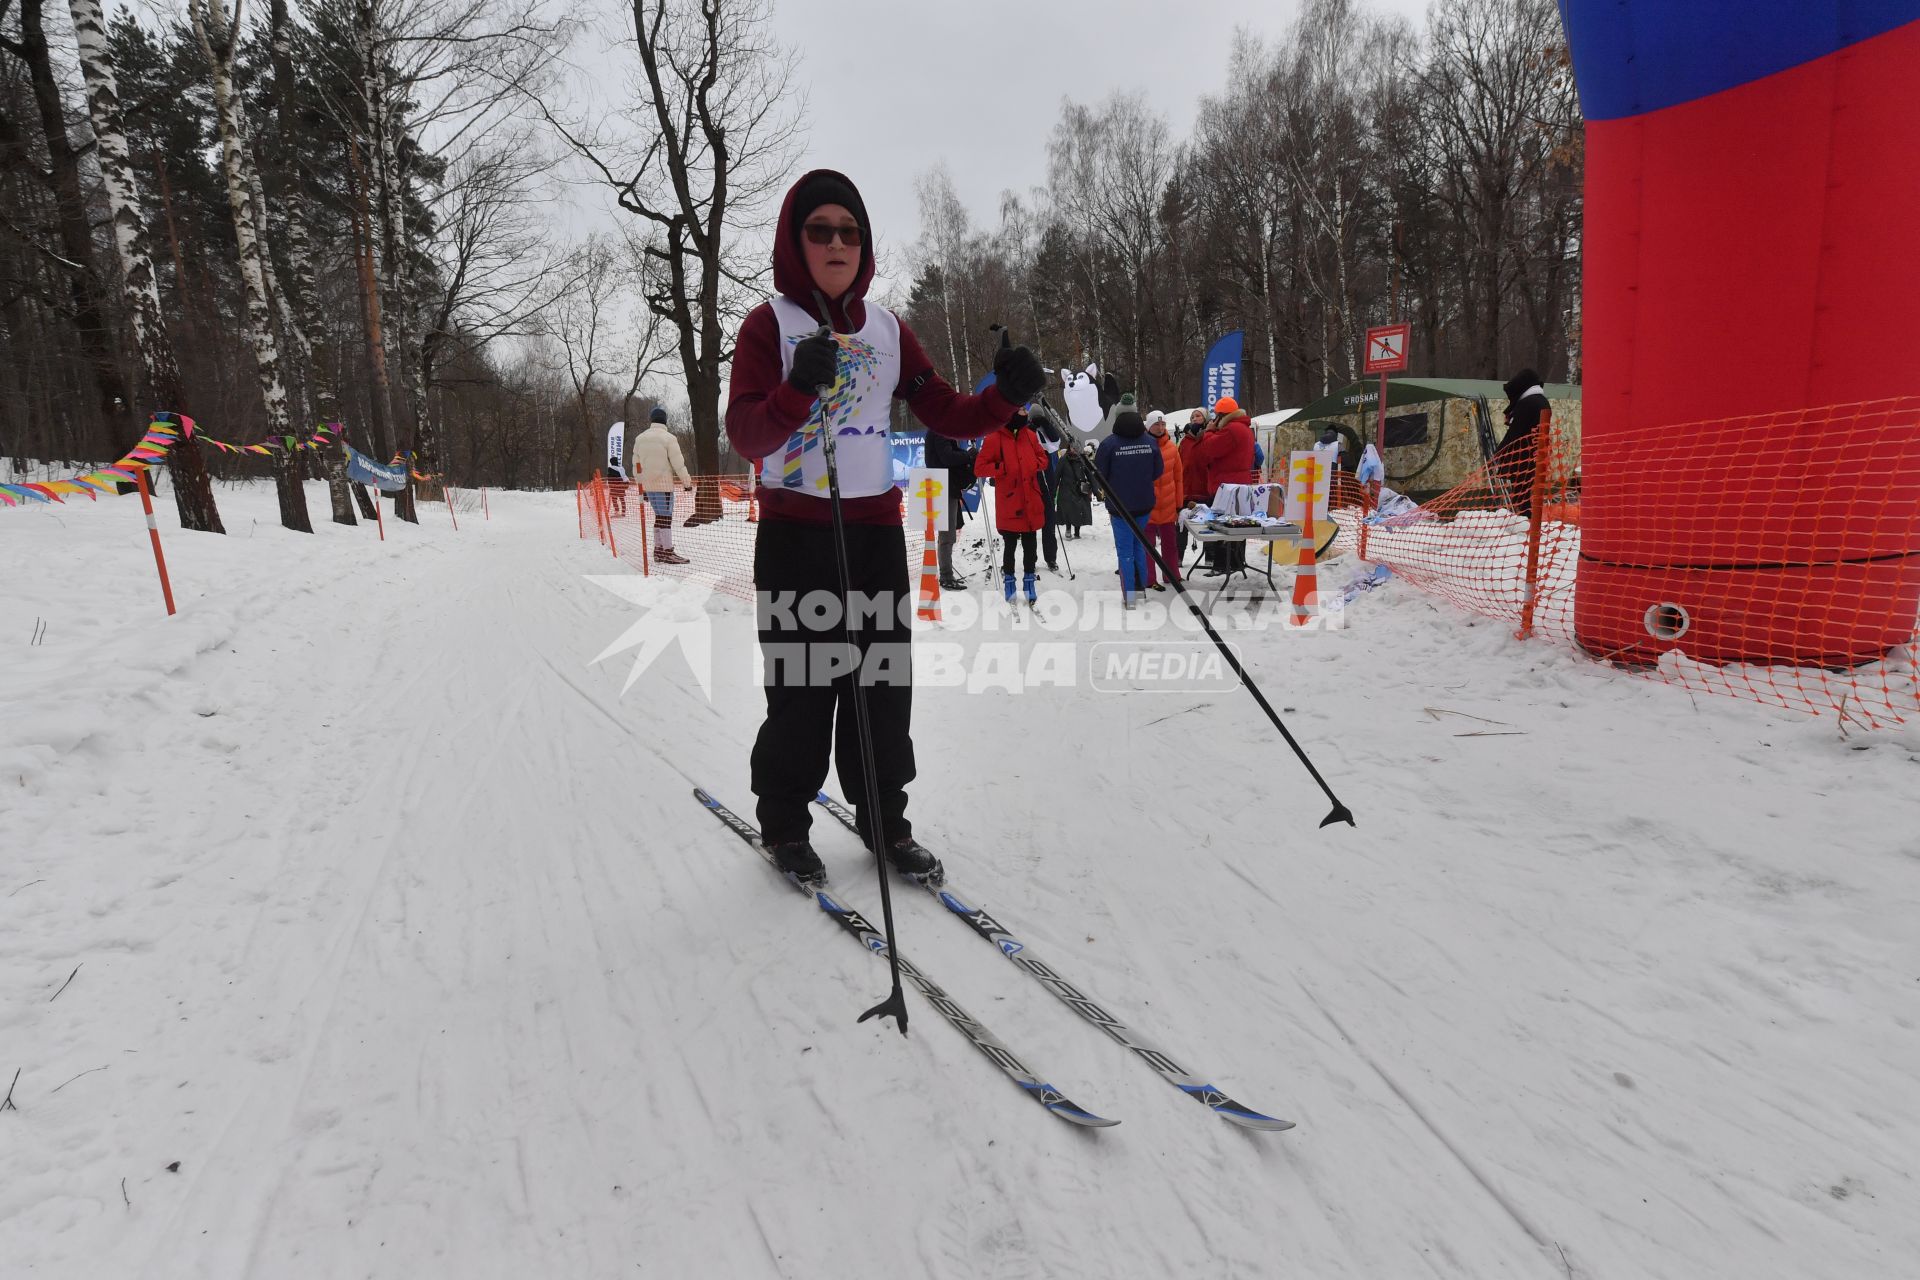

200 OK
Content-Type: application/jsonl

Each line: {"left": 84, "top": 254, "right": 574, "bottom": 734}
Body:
{"left": 769, "top": 296, "right": 900, "bottom": 498}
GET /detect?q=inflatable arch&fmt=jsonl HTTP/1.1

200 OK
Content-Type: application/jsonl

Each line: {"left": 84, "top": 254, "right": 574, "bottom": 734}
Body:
{"left": 1562, "top": 1, "right": 1920, "bottom": 665}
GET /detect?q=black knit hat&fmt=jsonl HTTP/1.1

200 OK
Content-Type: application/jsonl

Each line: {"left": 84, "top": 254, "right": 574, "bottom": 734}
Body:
{"left": 788, "top": 173, "right": 869, "bottom": 247}
{"left": 649, "top": 406, "right": 668, "bottom": 423}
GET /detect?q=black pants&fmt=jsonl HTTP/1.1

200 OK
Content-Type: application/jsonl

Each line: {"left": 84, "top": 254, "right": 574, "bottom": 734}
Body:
{"left": 1001, "top": 530, "right": 1037, "bottom": 576}
{"left": 750, "top": 519, "right": 914, "bottom": 848}
{"left": 1040, "top": 481, "right": 1058, "bottom": 566}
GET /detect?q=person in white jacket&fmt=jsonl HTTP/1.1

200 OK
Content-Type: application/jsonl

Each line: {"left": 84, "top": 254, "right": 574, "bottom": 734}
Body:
{"left": 631, "top": 406, "right": 694, "bottom": 563}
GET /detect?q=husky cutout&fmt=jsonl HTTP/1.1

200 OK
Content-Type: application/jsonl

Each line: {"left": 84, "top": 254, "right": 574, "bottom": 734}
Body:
{"left": 1060, "top": 364, "right": 1105, "bottom": 432}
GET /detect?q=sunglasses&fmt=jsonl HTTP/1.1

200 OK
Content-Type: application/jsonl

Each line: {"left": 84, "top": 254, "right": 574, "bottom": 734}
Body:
{"left": 803, "top": 222, "right": 863, "bottom": 247}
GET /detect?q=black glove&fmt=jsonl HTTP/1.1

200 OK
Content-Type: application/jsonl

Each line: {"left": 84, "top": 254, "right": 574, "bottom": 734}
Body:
{"left": 788, "top": 331, "right": 839, "bottom": 394}
{"left": 992, "top": 341, "right": 1045, "bottom": 407}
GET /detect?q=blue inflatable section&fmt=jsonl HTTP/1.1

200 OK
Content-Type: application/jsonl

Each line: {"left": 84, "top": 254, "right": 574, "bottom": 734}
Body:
{"left": 1559, "top": 0, "right": 1920, "bottom": 118}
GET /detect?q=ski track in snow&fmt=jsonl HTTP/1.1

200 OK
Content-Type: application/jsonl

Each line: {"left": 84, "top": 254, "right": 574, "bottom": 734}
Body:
{"left": 2, "top": 481, "right": 1917, "bottom": 1279}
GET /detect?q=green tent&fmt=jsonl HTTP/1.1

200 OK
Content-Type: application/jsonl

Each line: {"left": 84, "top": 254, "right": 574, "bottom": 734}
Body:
{"left": 1279, "top": 377, "right": 1582, "bottom": 498}
{"left": 1289, "top": 377, "right": 1580, "bottom": 423}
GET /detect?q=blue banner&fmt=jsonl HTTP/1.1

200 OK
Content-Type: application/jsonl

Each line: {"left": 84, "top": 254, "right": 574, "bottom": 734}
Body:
{"left": 346, "top": 444, "right": 409, "bottom": 491}
{"left": 890, "top": 432, "right": 926, "bottom": 486}
{"left": 1202, "top": 330, "right": 1243, "bottom": 408}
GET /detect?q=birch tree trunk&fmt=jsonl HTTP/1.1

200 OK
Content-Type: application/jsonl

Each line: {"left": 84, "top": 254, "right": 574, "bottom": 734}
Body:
{"left": 66, "top": 0, "right": 224, "bottom": 533}
{"left": 256, "top": 0, "right": 357, "bottom": 527}
{"left": 190, "top": 0, "right": 312, "bottom": 532}
{"left": 16, "top": 0, "right": 135, "bottom": 431}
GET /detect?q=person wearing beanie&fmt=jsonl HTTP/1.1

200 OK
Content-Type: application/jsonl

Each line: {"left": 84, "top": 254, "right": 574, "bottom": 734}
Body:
{"left": 974, "top": 408, "right": 1050, "bottom": 605}
{"left": 723, "top": 169, "right": 1047, "bottom": 885}
{"left": 1143, "top": 412, "right": 1184, "bottom": 590}
{"left": 1199, "top": 397, "right": 1257, "bottom": 574}
{"left": 1093, "top": 408, "right": 1164, "bottom": 606}
{"left": 630, "top": 405, "right": 693, "bottom": 563}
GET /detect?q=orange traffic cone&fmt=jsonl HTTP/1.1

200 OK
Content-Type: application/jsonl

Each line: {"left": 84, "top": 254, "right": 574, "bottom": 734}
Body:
{"left": 1290, "top": 463, "right": 1321, "bottom": 628}
{"left": 916, "top": 527, "right": 942, "bottom": 622}
{"left": 1288, "top": 530, "right": 1318, "bottom": 627}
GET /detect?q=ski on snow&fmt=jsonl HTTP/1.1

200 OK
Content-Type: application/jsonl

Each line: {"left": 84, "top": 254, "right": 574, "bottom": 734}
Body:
{"left": 814, "top": 792, "right": 1295, "bottom": 1132}
{"left": 691, "top": 788, "right": 1118, "bottom": 1129}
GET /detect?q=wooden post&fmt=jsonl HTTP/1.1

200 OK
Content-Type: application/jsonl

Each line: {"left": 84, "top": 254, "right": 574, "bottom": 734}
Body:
{"left": 444, "top": 485, "right": 459, "bottom": 531}
{"left": 134, "top": 469, "right": 176, "bottom": 616}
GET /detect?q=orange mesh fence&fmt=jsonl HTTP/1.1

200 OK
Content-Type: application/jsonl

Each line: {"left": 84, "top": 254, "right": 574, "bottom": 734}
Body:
{"left": 1333, "top": 397, "right": 1920, "bottom": 727}
{"left": 577, "top": 475, "right": 936, "bottom": 602}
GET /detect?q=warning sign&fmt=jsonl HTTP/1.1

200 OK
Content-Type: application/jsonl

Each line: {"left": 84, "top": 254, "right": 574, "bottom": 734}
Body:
{"left": 1362, "top": 323, "right": 1410, "bottom": 375}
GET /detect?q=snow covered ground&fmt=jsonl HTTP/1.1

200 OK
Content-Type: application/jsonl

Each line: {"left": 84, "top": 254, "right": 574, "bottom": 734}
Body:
{"left": 3, "top": 479, "right": 1917, "bottom": 1279}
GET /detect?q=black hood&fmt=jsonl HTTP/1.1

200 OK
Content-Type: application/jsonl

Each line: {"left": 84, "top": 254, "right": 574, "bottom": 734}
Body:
{"left": 1110, "top": 410, "right": 1146, "bottom": 439}
{"left": 1503, "top": 369, "right": 1542, "bottom": 403}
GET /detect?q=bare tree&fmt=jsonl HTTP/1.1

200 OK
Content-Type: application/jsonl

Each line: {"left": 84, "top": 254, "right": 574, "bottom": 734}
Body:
{"left": 547, "top": 234, "right": 624, "bottom": 471}
{"left": 1046, "top": 94, "right": 1174, "bottom": 393}
{"left": 912, "top": 163, "right": 972, "bottom": 386}
{"left": 63, "top": 0, "right": 223, "bottom": 530}
{"left": 188, "top": 0, "right": 312, "bottom": 531}
{"left": 537, "top": 0, "right": 802, "bottom": 517}
{"left": 1421, "top": 0, "right": 1574, "bottom": 376}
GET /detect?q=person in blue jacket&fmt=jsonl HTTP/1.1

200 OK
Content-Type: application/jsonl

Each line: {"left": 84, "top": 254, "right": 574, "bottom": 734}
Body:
{"left": 1094, "top": 408, "right": 1163, "bottom": 607}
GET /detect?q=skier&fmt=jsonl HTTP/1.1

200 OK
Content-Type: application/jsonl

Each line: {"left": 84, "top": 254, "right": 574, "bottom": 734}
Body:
{"left": 632, "top": 405, "right": 694, "bottom": 564}
{"left": 1143, "top": 411, "right": 1184, "bottom": 590}
{"left": 975, "top": 408, "right": 1050, "bottom": 605}
{"left": 724, "top": 170, "right": 1045, "bottom": 885}
{"left": 1094, "top": 407, "right": 1163, "bottom": 606}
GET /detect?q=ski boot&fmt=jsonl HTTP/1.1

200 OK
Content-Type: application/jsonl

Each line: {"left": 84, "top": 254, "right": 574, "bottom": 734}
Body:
{"left": 1022, "top": 572, "right": 1038, "bottom": 607}
{"left": 767, "top": 840, "right": 827, "bottom": 889}
{"left": 1002, "top": 572, "right": 1016, "bottom": 603}
{"left": 886, "top": 836, "right": 945, "bottom": 886}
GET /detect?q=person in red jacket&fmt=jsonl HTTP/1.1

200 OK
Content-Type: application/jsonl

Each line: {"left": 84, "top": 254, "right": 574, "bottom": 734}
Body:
{"left": 1199, "top": 397, "right": 1257, "bottom": 575}
{"left": 725, "top": 170, "right": 1045, "bottom": 885}
{"left": 974, "top": 409, "right": 1050, "bottom": 604}
{"left": 1176, "top": 410, "right": 1209, "bottom": 562}
{"left": 1178, "top": 410, "right": 1210, "bottom": 503}
{"left": 1200, "top": 396, "right": 1257, "bottom": 498}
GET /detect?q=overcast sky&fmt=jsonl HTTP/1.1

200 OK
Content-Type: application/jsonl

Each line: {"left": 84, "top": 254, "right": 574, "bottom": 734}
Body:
{"left": 759, "top": 0, "right": 1434, "bottom": 298}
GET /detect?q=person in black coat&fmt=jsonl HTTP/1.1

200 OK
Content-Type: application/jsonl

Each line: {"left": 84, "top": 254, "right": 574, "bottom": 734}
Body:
{"left": 922, "top": 429, "right": 977, "bottom": 589}
{"left": 1493, "top": 368, "right": 1552, "bottom": 516}
{"left": 1055, "top": 437, "right": 1096, "bottom": 537}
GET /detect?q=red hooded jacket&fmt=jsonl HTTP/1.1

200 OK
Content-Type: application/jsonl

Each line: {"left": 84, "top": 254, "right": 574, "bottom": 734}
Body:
{"left": 1178, "top": 432, "right": 1210, "bottom": 502}
{"left": 974, "top": 420, "right": 1050, "bottom": 533}
{"left": 1200, "top": 410, "right": 1257, "bottom": 497}
{"left": 725, "top": 170, "right": 1018, "bottom": 525}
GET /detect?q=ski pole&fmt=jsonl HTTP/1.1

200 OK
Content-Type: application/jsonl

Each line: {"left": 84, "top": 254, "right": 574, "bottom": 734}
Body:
{"left": 1036, "top": 381, "right": 1354, "bottom": 829}
{"left": 807, "top": 297, "right": 911, "bottom": 1034}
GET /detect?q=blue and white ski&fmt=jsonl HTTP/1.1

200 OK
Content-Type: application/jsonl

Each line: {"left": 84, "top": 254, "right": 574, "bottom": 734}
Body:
{"left": 692, "top": 788, "right": 1117, "bottom": 1129}
{"left": 815, "top": 792, "right": 1294, "bottom": 1132}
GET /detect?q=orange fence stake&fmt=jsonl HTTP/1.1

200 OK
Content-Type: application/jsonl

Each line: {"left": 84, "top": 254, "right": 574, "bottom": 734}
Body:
{"left": 445, "top": 485, "right": 459, "bottom": 532}
{"left": 134, "top": 469, "right": 176, "bottom": 616}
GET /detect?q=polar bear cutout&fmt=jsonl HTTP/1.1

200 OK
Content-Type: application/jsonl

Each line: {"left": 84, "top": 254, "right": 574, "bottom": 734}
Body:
{"left": 1061, "top": 363, "right": 1104, "bottom": 433}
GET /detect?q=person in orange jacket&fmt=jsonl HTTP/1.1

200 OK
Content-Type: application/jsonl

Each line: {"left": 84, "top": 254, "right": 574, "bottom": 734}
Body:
{"left": 1144, "top": 411, "right": 1183, "bottom": 590}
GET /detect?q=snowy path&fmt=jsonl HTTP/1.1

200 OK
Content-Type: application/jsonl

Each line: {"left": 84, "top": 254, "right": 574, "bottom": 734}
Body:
{"left": 4, "top": 484, "right": 1917, "bottom": 1278}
